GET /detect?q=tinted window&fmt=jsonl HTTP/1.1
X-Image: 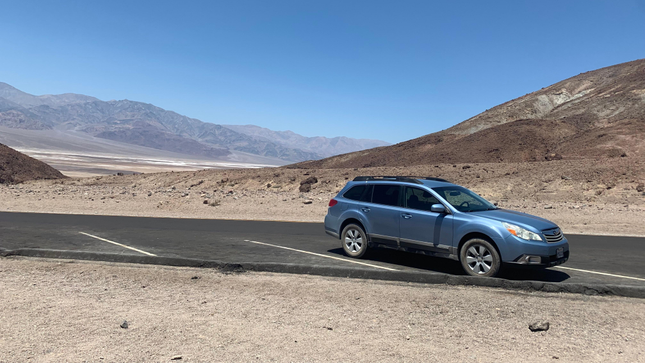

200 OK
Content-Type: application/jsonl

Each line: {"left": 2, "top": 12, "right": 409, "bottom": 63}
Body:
{"left": 344, "top": 185, "right": 366, "bottom": 201}
{"left": 372, "top": 185, "right": 401, "bottom": 206}
{"left": 405, "top": 187, "right": 441, "bottom": 211}
{"left": 343, "top": 185, "right": 373, "bottom": 202}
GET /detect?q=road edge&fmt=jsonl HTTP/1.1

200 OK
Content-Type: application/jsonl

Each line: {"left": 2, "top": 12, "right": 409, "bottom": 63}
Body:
{"left": 1, "top": 247, "right": 644, "bottom": 299}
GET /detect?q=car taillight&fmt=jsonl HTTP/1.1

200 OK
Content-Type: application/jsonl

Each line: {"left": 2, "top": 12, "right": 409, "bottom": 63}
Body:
{"left": 328, "top": 199, "right": 338, "bottom": 207}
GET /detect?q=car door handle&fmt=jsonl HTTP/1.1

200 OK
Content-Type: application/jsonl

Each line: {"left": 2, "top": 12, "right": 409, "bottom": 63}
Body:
{"left": 361, "top": 207, "right": 370, "bottom": 213}
{"left": 401, "top": 213, "right": 412, "bottom": 219}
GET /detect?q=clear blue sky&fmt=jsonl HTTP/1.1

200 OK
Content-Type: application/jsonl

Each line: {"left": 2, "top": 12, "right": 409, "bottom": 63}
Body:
{"left": 1, "top": 0, "right": 644, "bottom": 143}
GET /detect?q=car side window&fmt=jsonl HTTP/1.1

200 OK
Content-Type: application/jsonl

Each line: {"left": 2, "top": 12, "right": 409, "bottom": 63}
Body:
{"left": 405, "top": 187, "right": 441, "bottom": 212}
{"left": 372, "top": 184, "right": 401, "bottom": 207}
{"left": 343, "top": 185, "right": 373, "bottom": 202}
{"left": 343, "top": 185, "right": 366, "bottom": 201}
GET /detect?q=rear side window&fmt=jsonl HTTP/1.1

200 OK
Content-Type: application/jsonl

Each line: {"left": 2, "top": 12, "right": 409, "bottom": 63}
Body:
{"left": 343, "top": 185, "right": 373, "bottom": 202}
{"left": 372, "top": 185, "right": 401, "bottom": 206}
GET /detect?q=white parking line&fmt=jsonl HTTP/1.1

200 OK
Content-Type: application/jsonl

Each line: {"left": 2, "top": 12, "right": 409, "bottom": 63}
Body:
{"left": 244, "top": 239, "right": 397, "bottom": 271}
{"left": 555, "top": 266, "right": 645, "bottom": 282}
{"left": 79, "top": 232, "right": 157, "bottom": 257}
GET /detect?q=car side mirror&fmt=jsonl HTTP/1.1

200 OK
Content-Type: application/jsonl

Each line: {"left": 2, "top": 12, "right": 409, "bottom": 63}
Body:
{"left": 430, "top": 204, "right": 446, "bottom": 213}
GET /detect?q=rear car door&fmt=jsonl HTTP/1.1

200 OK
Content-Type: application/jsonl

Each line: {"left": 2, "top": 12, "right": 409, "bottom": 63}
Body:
{"left": 366, "top": 184, "right": 402, "bottom": 248}
{"left": 399, "top": 186, "right": 454, "bottom": 254}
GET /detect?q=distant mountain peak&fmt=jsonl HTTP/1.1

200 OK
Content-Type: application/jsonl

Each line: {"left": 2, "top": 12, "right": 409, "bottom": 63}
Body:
{"left": 0, "top": 82, "right": 389, "bottom": 163}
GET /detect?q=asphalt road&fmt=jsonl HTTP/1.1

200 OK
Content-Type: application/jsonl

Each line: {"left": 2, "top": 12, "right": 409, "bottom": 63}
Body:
{"left": 1, "top": 212, "right": 644, "bottom": 287}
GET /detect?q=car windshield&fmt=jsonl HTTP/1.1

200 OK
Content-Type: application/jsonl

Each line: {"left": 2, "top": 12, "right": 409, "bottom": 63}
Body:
{"left": 432, "top": 186, "right": 497, "bottom": 212}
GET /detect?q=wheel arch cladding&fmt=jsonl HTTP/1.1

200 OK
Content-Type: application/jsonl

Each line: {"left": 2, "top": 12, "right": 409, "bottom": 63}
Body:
{"left": 458, "top": 232, "right": 502, "bottom": 260}
{"left": 340, "top": 218, "right": 367, "bottom": 238}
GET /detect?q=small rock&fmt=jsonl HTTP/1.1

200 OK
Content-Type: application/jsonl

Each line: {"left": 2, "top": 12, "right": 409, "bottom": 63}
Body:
{"left": 637, "top": 183, "right": 645, "bottom": 193}
{"left": 120, "top": 320, "right": 129, "bottom": 329}
{"left": 171, "top": 355, "right": 182, "bottom": 360}
{"left": 561, "top": 176, "right": 571, "bottom": 180}
{"left": 300, "top": 176, "right": 318, "bottom": 185}
{"left": 203, "top": 200, "right": 209, "bottom": 204}
{"left": 303, "top": 200, "right": 313, "bottom": 204}
{"left": 462, "top": 165, "right": 471, "bottom": 170}
{"left": 544, "top": 205, "right": 553, "bottom": 209}
{"left": 147, "top": 191, "right": 153, "bottom": 197}
{"left": 529, "top": 321, "right": 549, "bottom": 332}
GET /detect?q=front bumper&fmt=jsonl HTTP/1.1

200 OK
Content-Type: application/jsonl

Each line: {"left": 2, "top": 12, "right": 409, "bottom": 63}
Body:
{"left": 512, "top": 250, "right": 569, "bottom": 266}
{"left": 503, "top": 233, "right": 569, "bottom": 266}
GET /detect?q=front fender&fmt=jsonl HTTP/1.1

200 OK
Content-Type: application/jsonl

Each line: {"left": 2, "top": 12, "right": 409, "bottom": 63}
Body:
{"left": 453, "top": 217, "right": 510, "bottom": 259}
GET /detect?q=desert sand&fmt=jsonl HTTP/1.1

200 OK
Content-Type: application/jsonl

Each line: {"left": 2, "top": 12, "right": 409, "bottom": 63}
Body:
{"left": 2, "top": 158, "right": 644, "bottom": 236}
{"left": 1, "top": 257, "right": 644, "bottom": 362}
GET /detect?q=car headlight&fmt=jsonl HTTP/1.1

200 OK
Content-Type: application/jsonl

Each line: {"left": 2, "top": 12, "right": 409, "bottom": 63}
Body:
{"left": 502, "top": 222, "right": 543, "bottom": 241}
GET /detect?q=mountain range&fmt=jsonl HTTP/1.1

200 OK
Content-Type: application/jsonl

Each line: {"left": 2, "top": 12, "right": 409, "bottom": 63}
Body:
{"left": 294, "top": 58, "right": 645, "bottom": 168}
{"left": 0, "top": 82, "right": 389, "bottom": 163}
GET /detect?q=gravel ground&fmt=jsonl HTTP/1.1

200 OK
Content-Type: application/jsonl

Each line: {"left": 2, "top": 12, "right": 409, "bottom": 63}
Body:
{"left": 1, "top": 159, "right": 644, "bottom": 236}
{"left": 1, "top": 257, "right": 644, "bottom": 362}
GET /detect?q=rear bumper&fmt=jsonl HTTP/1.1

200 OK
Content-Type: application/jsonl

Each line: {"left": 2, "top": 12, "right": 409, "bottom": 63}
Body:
{"left": 325, "top": 229, "right": 339, "bottom": 239}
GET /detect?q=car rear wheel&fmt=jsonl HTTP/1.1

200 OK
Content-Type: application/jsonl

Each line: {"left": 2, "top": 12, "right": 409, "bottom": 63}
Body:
{"left": 341, "top": 224, "right": 368, "bottom": 258}
{"left": 460, "top": 238, "right": 501, "bottom": 277}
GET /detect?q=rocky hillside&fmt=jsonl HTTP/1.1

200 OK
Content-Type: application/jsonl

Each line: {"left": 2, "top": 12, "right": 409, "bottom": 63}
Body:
{"left": 294, "top": 58, "right": 645, "bottom": 168}
{"left": 0, "top": 143, "right": 66, "bottom": 183}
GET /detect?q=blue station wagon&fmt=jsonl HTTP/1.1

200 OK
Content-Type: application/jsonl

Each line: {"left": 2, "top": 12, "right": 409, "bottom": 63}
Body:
{"left": 324, "top": 176, "right": 569, "bottom": 277}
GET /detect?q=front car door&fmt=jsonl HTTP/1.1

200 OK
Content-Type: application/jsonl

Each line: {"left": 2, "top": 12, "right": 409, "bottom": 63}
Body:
{"left": 399, "top": 186, "right": 454, "bottom": 256}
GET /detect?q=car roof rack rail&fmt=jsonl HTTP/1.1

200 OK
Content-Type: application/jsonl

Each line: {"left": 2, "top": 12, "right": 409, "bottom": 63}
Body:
{"left": 352, "top": 176, "right": 450, "bottom": 184}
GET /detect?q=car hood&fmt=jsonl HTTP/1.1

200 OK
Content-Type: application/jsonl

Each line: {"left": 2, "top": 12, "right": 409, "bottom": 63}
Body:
{"left": 469, "top": 209, "right": 558, "bottom": 231}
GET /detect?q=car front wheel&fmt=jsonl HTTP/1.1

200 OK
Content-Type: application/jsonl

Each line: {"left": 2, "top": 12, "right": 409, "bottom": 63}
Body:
{"left": 460, "top": 238, "right": 501, "bottom": 277}
{"left": 341, "top": 224, "right": 368, "bottom": 258}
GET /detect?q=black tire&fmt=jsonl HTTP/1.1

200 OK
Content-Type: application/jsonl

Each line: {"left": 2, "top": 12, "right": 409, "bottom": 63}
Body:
{"left": 459, "top": 238, "right": 501, "bottom": 277}
{"left": 341, "top": 223, "right": 368, "bottom": 258}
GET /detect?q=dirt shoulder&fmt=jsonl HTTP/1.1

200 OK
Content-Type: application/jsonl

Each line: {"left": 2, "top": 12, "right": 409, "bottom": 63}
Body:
{"left": 1, "top": 257, "right": 643, "bottom": 362}
{"left": 1, "top": 159, "right": 644, "bottom": 236}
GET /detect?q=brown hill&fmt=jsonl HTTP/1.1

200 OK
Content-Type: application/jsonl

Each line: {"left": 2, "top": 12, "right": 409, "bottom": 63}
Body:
{"left": 293, "top": 59, "right": 645, "bottom": 168}
{"left": 0, "top": 143, "right": 66, "bottom": 184}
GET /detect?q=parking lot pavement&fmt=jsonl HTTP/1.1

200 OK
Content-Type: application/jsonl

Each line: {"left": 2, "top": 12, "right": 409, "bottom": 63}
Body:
{"left": 1, "top": 212, "right": 644, "bottom": 287}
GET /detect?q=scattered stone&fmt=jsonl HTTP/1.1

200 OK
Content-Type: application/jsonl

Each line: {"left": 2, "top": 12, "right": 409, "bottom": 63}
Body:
{"left": 171, "top": 355, "right": 182, "bottom": 360}
{"left": 120, "top": 320, "right": 129, "bottom": 329}
{"left": 323, "top": 326, "right": 333, "bottom": 331}
{"left": 637, "top": 183, "right": 645, "bottom": 193}
{"left": 191, "top": 276, "right": 200, "bottom": 280}
{"left": 300, "top": 176, "right": 318, "bottom": 185}
{"left": 147, "top": 191, "right": 153, "bottom": 197}
{"left": 529, "top": 321, "right": 549, "bottom": 332}
{"left": 544, "top": 205, "right": 553, "bottom": 209}
{"left": 116, "top": 172, "right": 124, "bottom": 176}
{"left": 561, "top": 175, "right": 571, "bottom": 180}
{"left": 299, "top": 183, "right": 312, "bottom": 193}
{"left": 303, "top": 200, "right": 313, "bottom": 204}
{"left": 462, "top": 165, "right": 471, "bottom": 170}
{"left": 203, "top": 200, "right": 209, "bottom": 204}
